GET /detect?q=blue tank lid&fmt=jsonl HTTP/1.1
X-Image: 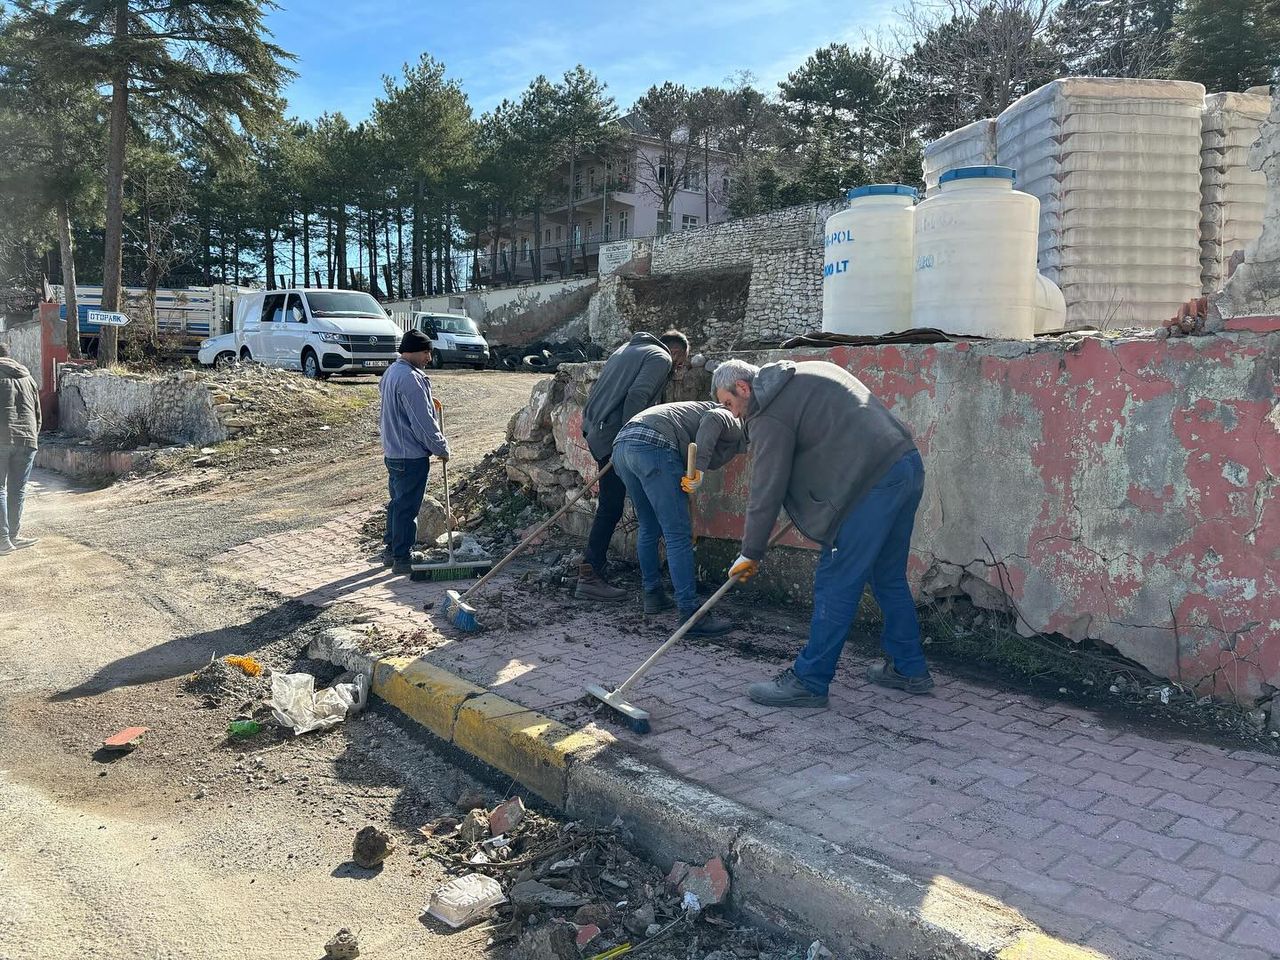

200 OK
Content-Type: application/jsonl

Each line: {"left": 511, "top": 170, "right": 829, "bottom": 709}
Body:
{"left": 939, "top": 165, "right": 1016, "bottom": 184}
{"left": 847, "top": 183, "right": 918, "bottom": 200}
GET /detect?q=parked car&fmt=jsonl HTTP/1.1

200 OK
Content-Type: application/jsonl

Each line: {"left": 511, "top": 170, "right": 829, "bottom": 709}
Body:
{"left": 232, "top": 289, "right": 401, "bottom": 379}
{"left": 197, "top": 332, "right": 238, "bottom": 368}
{"left": 411, "top": 311, "right": 490, "bottom": 369}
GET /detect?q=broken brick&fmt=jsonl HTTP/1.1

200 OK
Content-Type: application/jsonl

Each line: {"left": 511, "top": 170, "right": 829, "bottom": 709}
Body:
{"left": 677, "top": 856, "right": 730, "bottom": 908}
{"left": 574, "top": 923, "right": 601, "bottom": 948}
{"left": 666, "top": 860, "right": 691, "bottom": 886}
{"left": 488, "top": 796, "right": 526, "bottom": 836}
{"left": 102, "top": 726, "right": 149, "bottom": 752}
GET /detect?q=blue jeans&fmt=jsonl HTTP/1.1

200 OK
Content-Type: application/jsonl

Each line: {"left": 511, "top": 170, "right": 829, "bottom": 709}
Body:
{"left": 0, "top": 447, "right": 36, "bottom": 544}
{"left": 384, "top": 457, "right": 430, "bottom": 560}
{"left": 612, "top": 439, "right": 697, "bottom": 612}
{"left": 793, "top": 450, "right": 928, "bottom": 693}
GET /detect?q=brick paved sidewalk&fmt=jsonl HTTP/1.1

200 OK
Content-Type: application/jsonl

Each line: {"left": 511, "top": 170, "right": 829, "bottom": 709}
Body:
{"left": 219, "top": 519, "right": 1280, "bottom": 960}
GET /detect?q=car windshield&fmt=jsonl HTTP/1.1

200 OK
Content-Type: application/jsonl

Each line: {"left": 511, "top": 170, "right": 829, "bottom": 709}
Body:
{"left": 426, "top": 314, "right": 480, "bottom": 336}
{"left": 305, "top": 291, "right": 385, "bottom": 318}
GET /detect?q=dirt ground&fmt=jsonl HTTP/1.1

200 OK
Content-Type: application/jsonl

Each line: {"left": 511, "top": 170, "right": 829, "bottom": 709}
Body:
{"left": 0, "top": 369, "right": 817, "bottom": 960}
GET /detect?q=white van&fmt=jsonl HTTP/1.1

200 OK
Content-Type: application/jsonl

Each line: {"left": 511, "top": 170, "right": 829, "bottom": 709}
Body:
{"left": 231, "top": 289, "right": 402, "bottom": 379}
{"left": 410, "top": 311, "right": 491, "bottom": 370}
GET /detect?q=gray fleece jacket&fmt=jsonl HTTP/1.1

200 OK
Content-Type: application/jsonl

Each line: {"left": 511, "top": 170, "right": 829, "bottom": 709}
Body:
{"left": 740, "top": 360, "right": 915, "bottom": 559}
{"left": 582, "top": 332, "right": 673, "bottom": 460}
{"left": 618, "top": 401, "right": 745, "bottom": 471}
{"left": 0, "top": 357, "right": 41, "bottom": 451}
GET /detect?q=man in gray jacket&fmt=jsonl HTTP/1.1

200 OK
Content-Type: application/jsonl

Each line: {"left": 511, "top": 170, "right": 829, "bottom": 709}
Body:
{"left": 712, "top": 358, "right": 933, "bottom": 706}
{"left": 612, "top": 400, "right": 745, "bottom": 633}
{"left": 576, "top": 329, "right": 688, "bottom": 601}
{"left": 0, "top": 343, "right": 42, "bottom": 555}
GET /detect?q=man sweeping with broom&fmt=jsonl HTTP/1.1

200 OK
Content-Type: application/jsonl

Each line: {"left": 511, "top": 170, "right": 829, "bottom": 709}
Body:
{"left": 711, "top": 358, "right": 933, "bottom": 708}
{"left": 379, "top": 329, "right": 451, "bottom": 576}
{"left": 611, "top": 400, "right": 745, "bottom": 635}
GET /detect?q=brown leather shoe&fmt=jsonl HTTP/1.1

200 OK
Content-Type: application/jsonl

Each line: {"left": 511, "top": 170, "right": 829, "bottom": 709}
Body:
{"left": 574, "top": 563, "right": 627, "bottom": 602}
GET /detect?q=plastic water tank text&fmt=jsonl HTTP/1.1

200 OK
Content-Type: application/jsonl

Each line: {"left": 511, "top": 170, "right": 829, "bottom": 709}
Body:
{"left": 824, "top": 259, "right": 851, "bottom": 277}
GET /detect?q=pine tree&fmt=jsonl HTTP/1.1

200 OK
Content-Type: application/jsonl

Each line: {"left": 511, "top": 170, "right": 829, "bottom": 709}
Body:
{"left": 1050, "top": 0, "right": 1182, "bottom": 77}
{"left": 1172, "top": 0, "right": 1280, "bottom": 93}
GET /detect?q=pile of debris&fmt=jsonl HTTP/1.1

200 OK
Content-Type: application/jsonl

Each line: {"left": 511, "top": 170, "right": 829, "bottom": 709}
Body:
{"left": 491, "top": 338, "right": 605, "bottom": 372}
{"left": 415, "top": 795, "right": 794, "bottom": 959}
{"left": 181, "top": 654, "right": 271, "bottom": 709}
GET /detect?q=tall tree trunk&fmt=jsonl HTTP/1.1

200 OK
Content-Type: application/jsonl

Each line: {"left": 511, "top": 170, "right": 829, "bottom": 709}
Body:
{"left": 435, "top": 217, "right": 445, "bottom": 294}
{"left": 290, "top": 213, "right": 297, "bottom": 287}
{"left": 395, "top": 204, "right": 405, "bottom": 299}
{"left": 383, "top": 207, "right": 394, "bottom": 297}
{"left": 57, "top": 197, "right": 81, "bottom": 359}
{"left": 532, "top": 204, "right": 542, "bottom": 282}
{"left": 445, "top": 201, "right": 454, "bottom": 293}
{"left": 368, "top": 212, "right": 380, "bottom": 297}
{"left": 489, "top": 202, "right": 499, "bottom": 284}
{"left": 326, "top": 213, "right": 334, "bottom": 286}
{"left": 427, "top": 209, "right": 437, "bottom": 296}
{"left": 264, "top": 223, "right": 276, "bottom": 290}
{"left": 97, "top": 0, "right": 130, "bottom": 366}
{"left": 302, "top": 208, "right": 311, "bottom": 287}
{"left": 335, "top": 201, "right": 348, "bottom": 285}
{"left": 411, "top": 177, "right": 425, "bottom": 297}
{"left": 703, "top": 135, "right": 711, "bottom": 223}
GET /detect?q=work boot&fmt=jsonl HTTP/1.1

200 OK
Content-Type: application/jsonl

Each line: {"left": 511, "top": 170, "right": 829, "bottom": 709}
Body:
{"left": 375, "top": 547, "right": 393, "bottom": 567}
{"left": 643, "top": 588, "right": 674, "bottom": 614}
{"left": 11, "top": 536, "right": 38, "bottom": 549}
{"left": 866, "top": 658, "right": 935, "bottom": 695}
{"left": 747, "top": 668, "right": 828, "bottom": 708}
{"left": 574, "top": 563, "right": 627, "bottom": 602}
{"left": 391, "top": 559, "right": 413, "bottom": 576}
{"left": 680, "top": 609, "right": 735, "bottom": 637}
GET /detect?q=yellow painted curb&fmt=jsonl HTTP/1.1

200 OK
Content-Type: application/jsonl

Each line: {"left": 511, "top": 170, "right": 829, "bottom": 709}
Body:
{"left": 454, "top": 692, "right": 604, "bottom": 808}
{"left": 372, "top": 655, "right": 484, "bottom": 742}
{"left": 997, "top": 931, "right": 1108, "bottom": 960}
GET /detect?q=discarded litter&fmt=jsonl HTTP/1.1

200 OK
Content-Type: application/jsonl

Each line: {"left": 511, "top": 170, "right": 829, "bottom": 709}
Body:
{"left": 223, "top": 654, "right": 262, "bottom": 677}
{"left": 323, "top": 928, "right": 360, "bottom": 960}
{"left": 806, "top": 939, "right": 833, "bottom": 960}
{"left": 102, "top": 726, "right": 149, "bottom": 752}
{"left": 226, "top": 719, "right": 262, "bottom": 739}
{"left": 352, "top": 825, "right": 395, "bottom": 868}
{"left": 426, "top": 873, "right": 506, "bottom": 928}
{"left": 270, "top": 670, "right": 368, "bottom": 735}
{"left": 488, "top": 795, "right": 526, "bottom": 835}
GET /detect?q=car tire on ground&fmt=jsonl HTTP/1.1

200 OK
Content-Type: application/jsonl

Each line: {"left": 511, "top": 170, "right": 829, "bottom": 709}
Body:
{"left": 302, "top": 349, "right": 328, "bottom": 380}
{"left": 214, "top": 352, "right": 235, "bottom": 369}
{"left": 240, "top": 348, "right": 252, "bottom": 362}
{"left": 522, "top": 355, "right": 549, "bottom": 371}
{"left": 431, "top": 352, "right": 444, "bottom": 370}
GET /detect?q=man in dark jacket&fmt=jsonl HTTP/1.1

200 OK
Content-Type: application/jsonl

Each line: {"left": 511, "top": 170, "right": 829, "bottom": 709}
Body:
{"left": 612, "top": 400, "right": 745, "bottom": 633}
{"left": 0, "top": 344, "right": 42, "bottom": 555}
{"left": 576, "top": 329, "right": 688, "bottom": 601}
{"left": 712, "top": 358, "right": 933, "bottom": 706}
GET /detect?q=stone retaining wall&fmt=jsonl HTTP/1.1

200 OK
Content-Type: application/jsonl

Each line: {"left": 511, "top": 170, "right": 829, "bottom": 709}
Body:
{"left": 58, "top": 369, "right": 244, "bottom": 446}
{"left": 505, "top": 323, "right": 1280, "bottom": 703}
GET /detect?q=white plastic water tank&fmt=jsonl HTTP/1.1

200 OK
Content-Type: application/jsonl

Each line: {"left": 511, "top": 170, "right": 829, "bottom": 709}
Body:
{"left": 1034, "top": 272, "right": 1067, "bottom": 334}
{"left": 821, "top": 184, "right": 917, "bottom": 336}
{"left": 911, "top": 166, "right": 1039, "bottom": 339}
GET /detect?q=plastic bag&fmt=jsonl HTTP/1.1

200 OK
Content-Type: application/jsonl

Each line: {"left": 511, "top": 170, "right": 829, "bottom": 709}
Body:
{"left": 425, "top": 873, "right": 506, "bottom": 928}
{"left": 270, "top": 670, "right": 368, "bottom": 735}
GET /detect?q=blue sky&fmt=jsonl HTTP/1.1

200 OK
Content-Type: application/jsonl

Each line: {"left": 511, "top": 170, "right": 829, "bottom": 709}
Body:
{"left": 264, "top": 0, "right": 897, "bottom": 123}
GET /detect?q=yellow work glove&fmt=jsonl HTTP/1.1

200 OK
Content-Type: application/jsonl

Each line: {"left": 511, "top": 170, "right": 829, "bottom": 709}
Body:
{"left": 729, "top": 554, "right": 759, "bottom": 582}
{"left": 680, "top": 469, "right": 704, "bottom": 493}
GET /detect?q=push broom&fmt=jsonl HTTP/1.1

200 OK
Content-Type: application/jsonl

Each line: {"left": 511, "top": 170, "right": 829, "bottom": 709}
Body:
{"left": 412, "top": 399, "right": 494, "bottom": 581}
{"left": 586, "top": 521, "right": 794, "bottom": 734}
{"left": 442, "top": 462, "right": 615, "bottom": 631}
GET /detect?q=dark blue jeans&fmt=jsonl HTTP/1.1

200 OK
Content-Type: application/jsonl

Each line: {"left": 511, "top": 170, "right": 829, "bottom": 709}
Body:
{"left": 384, "top": 457, "right": 430, "bottom": 561}
{"left": 612, "top": 439, "right": 697, "bottom": 611}
{"left": 0, "top": 447, "right": 36, "bottom": 544}
{"left": 793, "top": 450, "right": 928, "bottom": 693}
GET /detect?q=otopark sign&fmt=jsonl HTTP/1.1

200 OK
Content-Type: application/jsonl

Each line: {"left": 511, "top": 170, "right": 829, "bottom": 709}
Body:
{"left": 87, "top": 310, "right": 131, "bottom": 327}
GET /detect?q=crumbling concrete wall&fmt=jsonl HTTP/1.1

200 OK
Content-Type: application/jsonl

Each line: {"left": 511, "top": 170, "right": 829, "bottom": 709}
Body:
{"left": 387, "top": 278, "right": 597, "bottom": 348}
{"left": 1215, "top": 86, "right": 1280, "bottom": 318}
{"left": 506, "top": 326, "right": 1280, "bottom": 703}
{"left": 585, "top": 271, "right": 752, "bottom": 351}
{"left": 59, "top": 369, "right": 233, "bottom": 446}
{"left": 650, "top": 202, "right": 839, "bottom": 274}
{"left": 0, "top": 317, "right": 44, "bottom": 390}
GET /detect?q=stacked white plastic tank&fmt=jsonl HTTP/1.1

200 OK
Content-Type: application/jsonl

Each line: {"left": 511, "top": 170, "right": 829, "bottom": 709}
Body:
{"left": 1199, "top": 90, "right": 1270, "bottom": 293}
{"left": 996, "top": 78, "right": 1205, "bottom": 329}
{"left": 922, "top": 119, "right": 997, "bottom": 196}
{"left": 821, "top": 184, "right": 917, "bottom": 336}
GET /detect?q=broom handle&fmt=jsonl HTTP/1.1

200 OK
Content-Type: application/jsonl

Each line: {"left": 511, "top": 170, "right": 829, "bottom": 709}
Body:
{"left": 614, "top": 521, "right": 794, "bottom": 698}
{"left": 686, "top": 442, "right": 698, "bottom": 546}
{"left": 434, "top": 398, "right": 454, "bottom": 564}
{"left": 457, "top": 461, "right": 616, "bottom": 602}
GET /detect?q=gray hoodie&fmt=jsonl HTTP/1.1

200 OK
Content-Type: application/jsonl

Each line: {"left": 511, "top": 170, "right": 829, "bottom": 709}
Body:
{"left": 0, "top": 357, "right": 41, "bottom": 451}
{"left": 618, "top": 400, "right": 745, "bottom": 472}
{"left": 740, "top": 360, "right": 915, "bottom": 559}
{"left": 582, "top": 332, "right": 673, "bottom": 460}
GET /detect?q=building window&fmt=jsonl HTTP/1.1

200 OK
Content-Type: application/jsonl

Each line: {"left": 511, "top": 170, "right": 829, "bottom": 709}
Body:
{"left": 555, "top": 226, "right": 563, "bottom": 241}
{"left": 656, "top": 210, "right": 672, "bottom": 235}
{"left": 682, "top": 215, "right": 698, "bottom": 231}
{"left": 574, "top": 169, "right": 582, "bottom": 197}
{"left": 520, "top": 237, "right": 529, "bottom": 261}
{"left": 722, "top": 175, "right": 732, "bottom": 198}
{"left": 684, "top": 163, "right": 701, "bottom": 191}
{"left": 619, "top": 210, "right": 629, "bottom": 239}
{"left": 657, "top": 163, "right": 669, "bottom": 186}
{"left": 544, "top": 229, "right": 551, "bottom": 245}
{"left": 589, "top": 167, "right": 596, "bottom": 191}
{"left": 572, "top": 224, "right": 581, "bottom": 245}
{"left": 604, "top": 214, "right": 612, "bottom": 241}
